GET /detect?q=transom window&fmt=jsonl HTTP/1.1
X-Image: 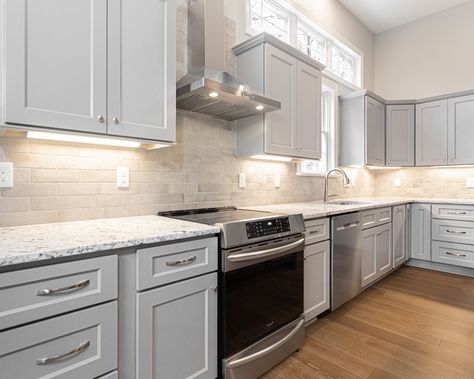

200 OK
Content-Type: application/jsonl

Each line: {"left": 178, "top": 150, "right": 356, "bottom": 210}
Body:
{"left": 247, "top": 0, "right": 362, "bottom": 87}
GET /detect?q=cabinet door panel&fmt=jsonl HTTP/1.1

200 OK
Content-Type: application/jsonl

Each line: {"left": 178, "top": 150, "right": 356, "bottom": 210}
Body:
{"left": 137, "top": 273, "right": 217, "bottom": 379}
{"left": 416, "top": 100, "right": 448, "bottom": 166}
{"left": 362, "top": 229, "right": 377, "bottom": 287}
{"left": 376, "top": 225, "right": 392, "bottom": 277}
{"left": 386, "top": 105, "right": 415, "bottom": 166}
{"left": 304, "top": 241, "right": 330, "bottom": 321}
{"left": 295, "top": 61, "right": 321, "bottom": 159}
{"left": 108, "top": 0, "right": 176, "bottom": 141}
{"left": 392, "top": 205, "right": 406, "bottom": 268}
{"left": 365, "top": 97, "right": 385, "bottom": 166}
{"left": 411, "top": 204, "right": 432, "bottom": 261}
{"left": 448, "top": 94, "right": 474, "bottom": 165}
{"left": 4, "top": 0, "right": 107, "bottom": 133}
{"left": 264, "top": 45, "right": 297, "bottom": 156}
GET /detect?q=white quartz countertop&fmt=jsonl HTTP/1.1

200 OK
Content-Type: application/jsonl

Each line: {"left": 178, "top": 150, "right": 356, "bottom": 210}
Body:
{"left": 244, "top": 197, "right": 474, "bottom": 220}
{"left": 0, "top": 216, "right": 219, "bottom": 267}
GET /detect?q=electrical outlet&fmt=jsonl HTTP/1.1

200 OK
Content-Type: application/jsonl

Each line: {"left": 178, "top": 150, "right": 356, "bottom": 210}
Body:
{"left": 274, "top": 174, "right": 281, "bottom": 188}
{"left": 116, "top": 167, "right": 130, "bottom": 188}
{"left": 0, "top": 162, "right": 13, "bottom": 188}
{"left": 238, "top": 173, "right": 246, "bottom": 189}
{"left": 394, "top": 178, "right": 402, "bottom": 187}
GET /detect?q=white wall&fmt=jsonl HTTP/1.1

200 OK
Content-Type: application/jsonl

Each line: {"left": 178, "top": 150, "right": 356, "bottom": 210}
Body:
{"left": 375, "top": 0, "right": 474, "bottom": 99}
{"left": 224, "top": 0, "right": 376, "bottom": 90}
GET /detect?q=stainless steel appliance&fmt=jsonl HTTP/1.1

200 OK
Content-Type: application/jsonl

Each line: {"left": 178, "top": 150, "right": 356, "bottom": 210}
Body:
{"left": 331, "top": 212, "right": 362, "bottom": 310}
{"left": 159, "top": 207, "right": 305, "bottom": 379}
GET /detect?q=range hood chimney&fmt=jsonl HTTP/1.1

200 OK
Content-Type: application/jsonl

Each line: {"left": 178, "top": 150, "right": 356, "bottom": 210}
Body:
{"left": 176, "top": 0, "right": 281, "bottom": 121}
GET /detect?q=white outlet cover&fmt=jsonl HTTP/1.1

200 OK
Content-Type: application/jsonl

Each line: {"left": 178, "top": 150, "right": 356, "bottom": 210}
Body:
{"left": 394, "top": 178, "right": 402, "bottom": 187}
{"left": 466, "top": 177, "right": 474, "bottom": 188}
{"left": 116, "top": 167, "right": 130, "bottom": 188}
{"left": 238, "top": 173, "right": 246, "bottom": 189}
{"left": 274, "top": 174, "right": 281, "bottom": 188}
{"left": 0, "top": 162, "right": 13, "bottom": 188}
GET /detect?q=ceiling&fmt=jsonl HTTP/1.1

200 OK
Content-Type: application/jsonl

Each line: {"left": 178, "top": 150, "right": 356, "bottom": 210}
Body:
{"left": 338, "top": 0, "right": 471, "bottom": 33}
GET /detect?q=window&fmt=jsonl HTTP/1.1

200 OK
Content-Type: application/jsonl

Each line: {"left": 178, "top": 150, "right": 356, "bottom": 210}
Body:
{"left": 246, "top": 0, "right": 362, "bottom": 87}
{"left": 298, "top": 84, "right": 336, "bottom": 175}
{"left": 249, "top": 0, "right": 290, "bottom": 43}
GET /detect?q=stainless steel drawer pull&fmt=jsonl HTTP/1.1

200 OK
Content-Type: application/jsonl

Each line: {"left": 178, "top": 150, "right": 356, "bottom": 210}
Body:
{"left": 445, "top": 229, "right": 467, "bottom": 234}
{"left": 165, "top": 256, "right": 197, "bottom": 266}
{"left": 36, "top": 340, "right": 90, "bottom": 365}
{"left": 446, "top": 252, "right": 467, "bottom": 258}
{"left": 308, "top": 229, "right": 321, "bottom": 235}
{"left": 447, "top": 211, "right": 467, "bottom": 215}
{"left": 36, "top": 279, "right": 90, "bottom": 296}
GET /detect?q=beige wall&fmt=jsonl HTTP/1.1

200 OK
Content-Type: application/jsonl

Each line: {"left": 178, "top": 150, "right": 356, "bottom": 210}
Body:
{"left": 374, "top": 1, "right": 474, "bottom": 99}
{"left": 224, "top": 0, "right": 375, "bottom": 90}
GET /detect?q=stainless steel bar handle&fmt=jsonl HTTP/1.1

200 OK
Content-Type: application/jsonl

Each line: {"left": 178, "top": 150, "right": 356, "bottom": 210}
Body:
{"left": 446, "top": 252, "right": 467, "bottom": 257}
{"left": 336, "top": 221, "right": 359, "bottom": 231}
{"left": 227, "top": 238, "right": 305, "bottom": 262}
{"left": 447, "top": 211, "right": 467, "bottom": 215}
{"left": 165, "top": 256, "right": 197, "bottom": 266}
{"left": 36, "top": 340, "right": 90, "bottom": 365}
{"left": 36, "top": 279, "right": 90, "bottom": 296}
{"left": 227, "top": 319, "right": 305, "bottom": 369}
{"left": 445, "top": 229, "right": 467, "bottom": 234}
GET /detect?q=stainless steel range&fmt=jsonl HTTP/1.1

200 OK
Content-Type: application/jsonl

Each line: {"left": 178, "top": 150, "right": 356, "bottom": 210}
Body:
{"left": 159, "top": 206, "right": 306, "bottom": 379}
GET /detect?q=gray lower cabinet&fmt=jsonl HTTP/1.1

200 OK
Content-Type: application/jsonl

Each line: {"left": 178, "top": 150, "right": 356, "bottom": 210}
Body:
{"left": 98, "top": 372, "right": 118, "bottom": 379}
{"left": 411, "top": 204, "right": 432, "bottom": 260}
{"left": 362, "top": 223, "right": 392, "bottom": 287}
{"left": 416, "top": 100, "right": 448, "bottom": 166}
{"left": 137, "top": 272, "right": 218, "bottom": 379}
{"left": 386, "top": 104, "right": 415, "bottom": 166}
{"left": 392, "top": 205, "right": 407, "bottom": 268}
{"left": 304, "top": 240, "right": 330, "bottom": 321}
{"left": 0, "top": 301, "right": 117, "bottom": 379}
{"left": 432, "top": 241, "right": 474, "bottom": 268}
{"left": 447, "top": 94, "right": 474, "bottom": 165}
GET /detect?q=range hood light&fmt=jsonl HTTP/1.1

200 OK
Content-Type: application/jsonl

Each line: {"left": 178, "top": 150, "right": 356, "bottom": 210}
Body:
{"left": 27, "top": 131, "right": 141, "bottom": 148}
{"left": 251, "top": 155, "right": 292, "bottom": 162}
{"left": 209, "top": 92, "right": 219, "bottom": 98}
{"left": 256, "top": 105, "right": 264, "bottom": 111}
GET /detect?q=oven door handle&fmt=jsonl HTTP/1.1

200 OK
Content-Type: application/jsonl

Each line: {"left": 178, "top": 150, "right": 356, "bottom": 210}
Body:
{"left": 227, "top": 318, "right": 305, "bottom": 369}
{"left": 227, "top": 238, "right": 305, "bottom": 262}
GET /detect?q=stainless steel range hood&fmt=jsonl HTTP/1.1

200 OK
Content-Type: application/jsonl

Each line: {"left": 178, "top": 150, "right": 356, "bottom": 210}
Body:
{"left": 176, "top": 0, "right": 281, "bottom": 121}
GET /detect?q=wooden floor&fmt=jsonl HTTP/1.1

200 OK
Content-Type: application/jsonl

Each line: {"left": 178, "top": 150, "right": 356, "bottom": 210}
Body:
{"left": 261, "top": 266, "right": 474, "bottom": 379}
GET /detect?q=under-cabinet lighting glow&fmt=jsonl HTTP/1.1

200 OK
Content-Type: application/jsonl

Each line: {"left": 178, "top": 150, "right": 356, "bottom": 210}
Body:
{"left": 251, "top": 155, "right": 292, "bottom": 162}
{"left": 209, "top": 92, "right": 219, "bottom": 98}
{"left": 256, "top": 105, "right": 265, "bottom": 111}
{"left": 27, "top": 131, "right": 141, "bottom": 148}
{"left": 367, "top": 166, "right": 402, "bottom": 170}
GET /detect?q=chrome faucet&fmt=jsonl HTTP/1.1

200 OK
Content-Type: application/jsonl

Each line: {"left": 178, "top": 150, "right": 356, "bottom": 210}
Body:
{"left": 324, "top": 168, "right": 351, "bottom": 202}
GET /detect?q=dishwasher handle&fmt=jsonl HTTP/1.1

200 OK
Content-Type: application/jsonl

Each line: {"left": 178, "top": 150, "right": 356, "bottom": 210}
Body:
{"left": 336, "top": 221, "right": 360, "bottom": 232}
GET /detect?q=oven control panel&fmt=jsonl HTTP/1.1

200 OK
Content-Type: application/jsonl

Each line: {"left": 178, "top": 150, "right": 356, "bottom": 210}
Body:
{"left": 246, "top": 217, "right": 291, "bottom": 239}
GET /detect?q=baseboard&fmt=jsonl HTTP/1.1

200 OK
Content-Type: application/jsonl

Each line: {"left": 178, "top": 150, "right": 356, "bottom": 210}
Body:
{"left": 405, "top": 259, "right": 474, "bottom": 277}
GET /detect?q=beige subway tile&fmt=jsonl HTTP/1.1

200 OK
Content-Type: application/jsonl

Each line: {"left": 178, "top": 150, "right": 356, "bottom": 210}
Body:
{"left": 58, "top": 183, "right": 101, "bottom": 196}
{"left": 170, "top": 183, "right": 198, "bottom": 194}
{"left": 104, "top": 206, "right": 141, "bottom": 219}
{"left": 30, "top": 196, "right": 80, "bottom": 211}
{"left": 101, "top": 183, "right": 140, "bottom": 195}
{"left": 0, "top": 211, "right": 57, "bottom": 227}
{"left": 0, "top": 197, "right": 30, "bottom": 212}
{"left": 140, "top": 183, "right": 170, "bottom": 194}
{"left": 81, "top": 195, "right": 121, "bottom": 208}
{"left": 57, "top": 208, "right": 105, "bottom": 222}
{"left": 2, "top": 183, "right": 57, "bottom": 197}
{"left": 155, "top": 194, "right": 184, "bottom": 204}
{"left": 6, "top": 153, "right": 57, "bottom": 169}
{"left": 121, "top": 194, "right": 155, "bottom": 206}
{"left": 80, "top": 170, "right": 115, "bottom": 183}
{"left": 184, "top": 192, "right": 209, "bottom": 202}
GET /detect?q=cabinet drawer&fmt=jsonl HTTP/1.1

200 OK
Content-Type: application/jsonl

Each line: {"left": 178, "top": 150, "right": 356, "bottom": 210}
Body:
{"left": 0, "top": 301, "right": 117, "bottom": 379}
{"left": 432, "top": 219, "right": 474, "bottom": 244}
{"left": 432, "top": 241, "right": 474, "bottom": 268}
{"left": 0, "top": 255, "right": 117, "bottom": 330}
{"left": 361, "top": 207, "right": 391, "bottom": 229}
{"left": 137, "top": 237, "right": 218, "bottom": 291}
{"left": 305, "top": 218, "right": 329, "bottom": 245}
{"left": 432, "top": 204, "right": 474, "bottom": 221}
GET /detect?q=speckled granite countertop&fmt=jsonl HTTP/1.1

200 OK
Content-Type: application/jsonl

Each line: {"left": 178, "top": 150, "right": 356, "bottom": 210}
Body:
{"left": 0, "top": 216, "right": 219, "bottom": 267}
{"left": 244, "top": 197, "right": 474, "bottom": 220}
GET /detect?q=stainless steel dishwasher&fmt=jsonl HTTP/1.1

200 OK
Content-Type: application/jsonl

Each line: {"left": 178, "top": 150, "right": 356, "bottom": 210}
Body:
{"left": 331, "top": 212, "right": 362, "bottom": 310}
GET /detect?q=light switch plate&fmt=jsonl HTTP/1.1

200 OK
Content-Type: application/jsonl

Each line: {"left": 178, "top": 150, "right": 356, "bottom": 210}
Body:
{"left": 274, "top": 174, "right": 281, "bottom": 188}
{"left": 394, "top": 178, "right": 402, "bottom": 187}
{"left": 466, "top": 177, "right": 474, "bottom": 188}
{"left": 238, "top": 173, "right": 246, "bottom": 189}
{"left": 117, "top": 167, "right": 130, "bottom": 188}
{"left": 0, "top": 162, "right": 13, "bottom": 188}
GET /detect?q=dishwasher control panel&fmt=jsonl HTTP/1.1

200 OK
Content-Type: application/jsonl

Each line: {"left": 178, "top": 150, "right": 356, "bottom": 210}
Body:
{"left": 246, "top": 217, "right": 291, "bottom": 239}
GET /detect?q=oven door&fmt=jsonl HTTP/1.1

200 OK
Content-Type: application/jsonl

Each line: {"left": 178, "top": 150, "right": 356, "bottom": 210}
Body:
{"left": 222, "top": 235, "right": 304, "bottom": 358}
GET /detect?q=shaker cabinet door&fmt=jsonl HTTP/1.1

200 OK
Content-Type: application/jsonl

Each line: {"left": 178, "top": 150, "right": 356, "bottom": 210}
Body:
{"left": 392, "top": 205, "right": 407, "bottom": 268}
{"left": 416, "top": 100, "right": 448, "bottom": 166}
{"left": 411, "top": 204, "right": 432, "bottom": 261}
{"left": 448, "top": 94, "right": 474, "bottom": 165}
{"left": 362, "top": 228, "right": 377, "bottom": 287}
{"left": 365, "top": 97, "right": 385, "bottom": 166}
{"left": 4, "top": 0, "right": 107, "bottom": 133}
{"left": 386, "top": 105, "right": 415, "bottom": 167}
{"left": 108, "top": 0, "right": 176, "bottom": 142}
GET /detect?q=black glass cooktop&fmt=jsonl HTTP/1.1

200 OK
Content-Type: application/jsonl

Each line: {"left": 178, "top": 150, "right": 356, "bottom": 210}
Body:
{"left": 158, "top": 206, "right": 276, "bottom": 225}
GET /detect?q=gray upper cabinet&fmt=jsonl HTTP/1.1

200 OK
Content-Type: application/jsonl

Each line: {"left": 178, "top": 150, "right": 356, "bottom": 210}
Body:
{"left": 233, "top": 33, "right": 324, "bottom": 160}
{"left": 411, "top": 204, "right": 432, "bottom": 261}
{"left": 340, "top": 92, "right": 385, "bottom": 167}
{"left": 3, "top": 0, "right": 176, "bottom": 143}
{"left": 386, "top": 105, "right": 415, "bottom": 167}
{"left": 4, "top": 0, "right": 107, "bottom": 134}
{"left": 107, "top": 0, "right": 176, "bottom": 142}
{"left": 447, "top": 94, "right": 474, "bottom": 165}
{"left": 416, "top": 100, "right": 448, "bottom": 166}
